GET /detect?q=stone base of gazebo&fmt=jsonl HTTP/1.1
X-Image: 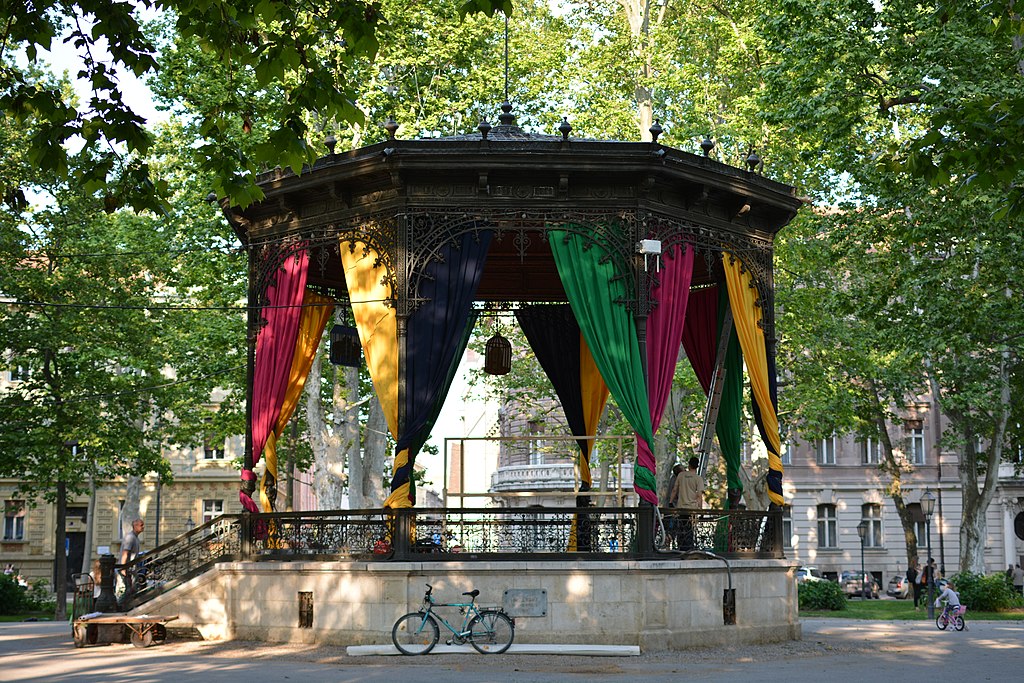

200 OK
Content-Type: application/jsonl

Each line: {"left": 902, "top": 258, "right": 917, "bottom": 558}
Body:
{"left": 137, "top": 558, "right": 800, "bottom": 651}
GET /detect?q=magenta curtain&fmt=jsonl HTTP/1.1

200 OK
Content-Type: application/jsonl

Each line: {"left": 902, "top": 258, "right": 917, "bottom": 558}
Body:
{"left": 249, "top": 249, "right": 309, "bottom": 480}
{"left": 636, "top": 243, "right": 694, "bottom": 479}
{"left": 681, "top": 285, "right": 719, "bottom": 393}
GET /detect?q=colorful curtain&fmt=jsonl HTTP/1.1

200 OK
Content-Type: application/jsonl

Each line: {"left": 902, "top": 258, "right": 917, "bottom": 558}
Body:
{"left": 386, "top": 229, "right": 493, "bottom": 508}
{"left": 577, "top": 340, "right": 607, "bottom": 490}
{"left": 681, "top": 285, "right": 744, "bottom": 502}
{"left": 681, "top": 287, "right": 718, "bottom": 393}
{"left": 717, "top": 287, "right": 745, "bottom": 500}
{"left": 514, "top": 305, "right": 610, "bottom": 488}
{"left": 339, "top": 238, "right": 399, "bottom": 446}
{"left": 259, "top": 289, "right": 334, "bottom": 511}
{"left": 722, "top": 253, "right": 784, "bottom": 506}
{"left": 550, "top": 228, "right": 656, "bottom": 505}
{"left": 245, "top": 248, "right": 309, "bottom": 510}
{"left": 640, "top": 243, "right": 694, "bottom": 495}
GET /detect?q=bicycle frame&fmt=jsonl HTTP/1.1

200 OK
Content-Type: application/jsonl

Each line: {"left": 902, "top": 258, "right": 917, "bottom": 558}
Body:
{"left": 419, "top": 591, "right": 484, "bottom": 640}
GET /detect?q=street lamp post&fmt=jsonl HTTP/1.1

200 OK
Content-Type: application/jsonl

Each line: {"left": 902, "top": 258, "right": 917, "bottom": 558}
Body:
{"left": 921, "top": 489, "right": 936, "bottom": 620}
{"left": 856, "top": 521, "right": 868, "bottom": 600}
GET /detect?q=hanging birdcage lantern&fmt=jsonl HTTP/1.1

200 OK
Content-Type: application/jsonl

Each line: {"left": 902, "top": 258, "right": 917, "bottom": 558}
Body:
{"left": 329, "top": 325, "right": 362, "bottom": 367}
{"left": 484, "top": 331, "right": 512, "bottom": 375}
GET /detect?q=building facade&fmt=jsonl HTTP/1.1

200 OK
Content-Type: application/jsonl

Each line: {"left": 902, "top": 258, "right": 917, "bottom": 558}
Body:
{"left": 778, "top": 406, "right": 1024, "bottom": 586}
{"left": 0, "top": 369, "right": 240, "bottom": 587}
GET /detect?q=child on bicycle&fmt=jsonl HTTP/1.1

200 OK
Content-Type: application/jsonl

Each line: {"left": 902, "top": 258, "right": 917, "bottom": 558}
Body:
{"left": 933, "top": 581, "right": 961, "bottom": 611}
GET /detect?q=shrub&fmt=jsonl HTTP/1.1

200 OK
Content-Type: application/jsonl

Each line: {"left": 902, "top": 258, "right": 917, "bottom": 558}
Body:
{"left": 0, "top": 574, "right": 29, "bottom": 615}
{"left": 949, "top": 571, "right": 1024, "bottom": 612}
{"left": 799, "top": 580, "right": 847, "bottom": 611}
{"left": 24, "top": 579, "right": 56, "bottom": 612}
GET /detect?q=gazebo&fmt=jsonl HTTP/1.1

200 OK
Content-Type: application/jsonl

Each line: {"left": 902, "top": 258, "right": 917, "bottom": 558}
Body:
{"left": 222, "top": 103, "right": 800, "bottom": 529}
{"left": 123, "top": 104, "right": 804, "bottom": 650}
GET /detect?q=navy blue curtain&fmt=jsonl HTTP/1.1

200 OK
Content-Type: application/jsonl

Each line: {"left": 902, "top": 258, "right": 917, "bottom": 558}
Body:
{"left": 391, "top": 229, "right": 493, "bottom": 501}
{"left": 514, "top": 305, "right": 587, "bottom": 451}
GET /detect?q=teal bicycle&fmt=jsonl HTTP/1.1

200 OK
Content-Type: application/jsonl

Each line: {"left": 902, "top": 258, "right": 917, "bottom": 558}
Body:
{"left": 392, "top": 583, "right": 515, "bottom": 655}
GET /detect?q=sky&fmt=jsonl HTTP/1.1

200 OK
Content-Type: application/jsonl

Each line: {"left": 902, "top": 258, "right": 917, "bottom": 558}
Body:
{"left": 18, "top": 6, "right": 166, "bottom": 131}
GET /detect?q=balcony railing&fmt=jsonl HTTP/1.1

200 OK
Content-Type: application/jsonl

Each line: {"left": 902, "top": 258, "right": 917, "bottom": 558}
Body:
{"left": 121, "top": 506, "right": 782, "bottom": 609}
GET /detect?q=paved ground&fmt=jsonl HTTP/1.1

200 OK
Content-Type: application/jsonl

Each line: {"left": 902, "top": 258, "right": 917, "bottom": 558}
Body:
{"left": 1, "top": 617, "right": 1022, "bottom": 683}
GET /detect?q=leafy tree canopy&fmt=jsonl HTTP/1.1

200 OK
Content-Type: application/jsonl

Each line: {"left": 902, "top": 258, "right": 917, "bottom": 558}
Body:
{"left": 0, "top": 0, "right": 510, "bottom": 213}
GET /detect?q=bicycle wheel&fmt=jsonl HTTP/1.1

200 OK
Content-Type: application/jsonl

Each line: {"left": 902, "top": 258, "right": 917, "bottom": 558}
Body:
{"left": 392, "top": 612, "right": 439, "bottom": 655}
{"left": 936, "top": 614, "right": 948, "bottom": 630}
{"left": 468, "top": 610, "right": 514, "bottom": 654}
{"left": 953, "top": 616, "right": 965, "bottom": 631}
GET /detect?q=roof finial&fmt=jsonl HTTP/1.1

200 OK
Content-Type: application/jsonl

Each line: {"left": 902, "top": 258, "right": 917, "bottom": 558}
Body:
{"left": 649, "top": 119, "right": 663, "bottom": 142}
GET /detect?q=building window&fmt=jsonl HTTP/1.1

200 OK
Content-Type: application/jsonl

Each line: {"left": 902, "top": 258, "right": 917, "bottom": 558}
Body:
{"left": 909, "top": 427, "right": 925, "bottom": 465}
{"left": 528, "top": 420, "right": 544, "bottom": 466}
{"left": 3, "top": 500, "right": 25, "bottom": 541}
{"left": 817, "top": 504, "right": 837, "bottom": 548}
{"left": 782, "top": 506, "right": 793, "bottom": 548}
{"left": 861, "top": 438, "right": 882, "bottom": 465}
{"left": 817, "top": 436, "right": 837, "bottom": 465}
{"left": 862, "top": 504, "right": 883, "bottom": 548}
{"left": 202, "top": 499, "right": 224, "bottom": 524}
{"left": 117, "top": 500, "right": 125, "bottom": 540}
{"left": 203, "top": 434, "right": 225, "bottom": 460}
{"left": 779, "top": 437, "right": 791, "bottom": 466}
{"left": 9, "top": 364, "right": 31, "bottom": 382}
{"left": 907, "top": 502, "right": 928, "bottom": 546}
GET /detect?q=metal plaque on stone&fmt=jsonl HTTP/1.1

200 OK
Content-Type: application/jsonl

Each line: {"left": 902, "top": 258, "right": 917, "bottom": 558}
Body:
{"left": 502, "top": 588, "right": 547, "bottom": 617}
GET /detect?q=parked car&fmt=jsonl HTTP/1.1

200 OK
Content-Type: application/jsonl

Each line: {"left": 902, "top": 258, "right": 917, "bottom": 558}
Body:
{"left": 839, "top": 570, "right": 880, "bottom": 598}
{"left": 795, "top": 566, "right": 826, "bottom": 584}
{"left": 887, "top": 575, "right": 910, "bottom": 599}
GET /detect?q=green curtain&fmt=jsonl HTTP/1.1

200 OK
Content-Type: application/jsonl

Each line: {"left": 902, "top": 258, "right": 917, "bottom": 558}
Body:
{"left": 717, "top": 285, "right": 744, "bottom": 502}
{"left": 549, "top": 228, "right": 657, "bottom": 505}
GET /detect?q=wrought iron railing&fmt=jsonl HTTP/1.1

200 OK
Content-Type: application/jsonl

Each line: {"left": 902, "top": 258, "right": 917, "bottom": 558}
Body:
{"left": 656, "top": 508, "right": 782, "bottom": 557}
{"left": 120, "top": 506, "right": 781, "bottom": 609}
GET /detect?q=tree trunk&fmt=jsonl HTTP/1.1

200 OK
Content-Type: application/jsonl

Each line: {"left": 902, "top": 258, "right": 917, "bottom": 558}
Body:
{"left": 121, "top": 475, "right": 141, "bottom": 538}
{"left": 336, "top": 364, "right": 361, "bottom": 507}
{"left": 739, "top": 463, "right": 770, "bottom": 510}
{"left": 362, "top": 394, "right": 388, "bottom": 507}
{"left": 869, "top": 380, "right": 919, "bottom": 564}
{"left": 618, "top": 0, "right": 666, "bottom": 141}
{"left": 928, "top": 348, "right": 1010, "bottom": 575}
{"left": 305, "top": 345, "right": 345, "bottom": 510}
{"left": 652, "top": 429, "right": 672, "bottom": 505}
{"left": 81, "top": 476, "right": 96, "bottom": 574}
{"left": 598, "top": 459, "right": 611, "bottom": 507}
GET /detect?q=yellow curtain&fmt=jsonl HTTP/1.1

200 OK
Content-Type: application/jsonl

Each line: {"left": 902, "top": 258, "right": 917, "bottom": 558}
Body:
{"left": 339, "top": 239, "right": 404, "bottom": 507}
{"left": 260, "top": 289, "right": 335, "bottom": 512}
{"left": 568, "top": 333, "right": 609, "bottom": 551}
{"left": 578, "top": 333, "right": 609, "bottom": 485}
{"left": 722, "top": 253, "right": 784, "bottom": 506}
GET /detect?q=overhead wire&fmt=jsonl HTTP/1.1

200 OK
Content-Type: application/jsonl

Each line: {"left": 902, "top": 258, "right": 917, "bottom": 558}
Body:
{"left": 0, "top": 364, "right": 245, "bottom": 409}
{"left": 0, "top": 297, "right": 381, "bottom": 312}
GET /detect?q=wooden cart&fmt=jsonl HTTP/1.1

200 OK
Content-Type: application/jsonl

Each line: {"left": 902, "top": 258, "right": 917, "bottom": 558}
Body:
{"left": 73, "top": 614, "right": 178, "bottom": 648}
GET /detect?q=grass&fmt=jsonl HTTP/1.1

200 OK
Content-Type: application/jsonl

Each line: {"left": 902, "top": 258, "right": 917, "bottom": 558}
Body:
{"left": 801, "top": 598, "right": 1024, "bottom": 621}
{"left": 0, "top": 612, "right": 56, "bottom": 622}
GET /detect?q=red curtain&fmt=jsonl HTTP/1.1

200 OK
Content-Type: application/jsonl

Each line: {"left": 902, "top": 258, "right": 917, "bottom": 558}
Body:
{"left": 248, "top": 249, "right": 309, "bottom": 481}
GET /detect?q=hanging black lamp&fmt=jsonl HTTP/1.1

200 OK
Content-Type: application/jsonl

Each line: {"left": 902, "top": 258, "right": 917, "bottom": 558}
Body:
{"left": 329, "top": 325, "right": 362, "bottom": 367}
{"left": 484, "top": 332, "right": 512, "bottom": 375}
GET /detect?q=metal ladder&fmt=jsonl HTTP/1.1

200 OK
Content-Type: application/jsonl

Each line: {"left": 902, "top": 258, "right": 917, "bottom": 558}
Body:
{"left": 696, "top": 308, "right": 733, "bottom": 477}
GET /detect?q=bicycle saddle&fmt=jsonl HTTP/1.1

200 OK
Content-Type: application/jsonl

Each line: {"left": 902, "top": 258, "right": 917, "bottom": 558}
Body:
{"left": 462, "top": 589, "right": 480, "bottom": 598}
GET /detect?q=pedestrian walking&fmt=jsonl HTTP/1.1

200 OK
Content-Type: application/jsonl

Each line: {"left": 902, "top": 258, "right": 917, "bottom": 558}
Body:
{"left": 907, "top": 557, "right": 921, "bottom": 610}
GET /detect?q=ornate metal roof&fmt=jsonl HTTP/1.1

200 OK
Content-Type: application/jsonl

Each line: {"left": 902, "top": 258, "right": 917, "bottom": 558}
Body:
{"left": 224, "top": 102, "right": 802, "bottom": 319}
